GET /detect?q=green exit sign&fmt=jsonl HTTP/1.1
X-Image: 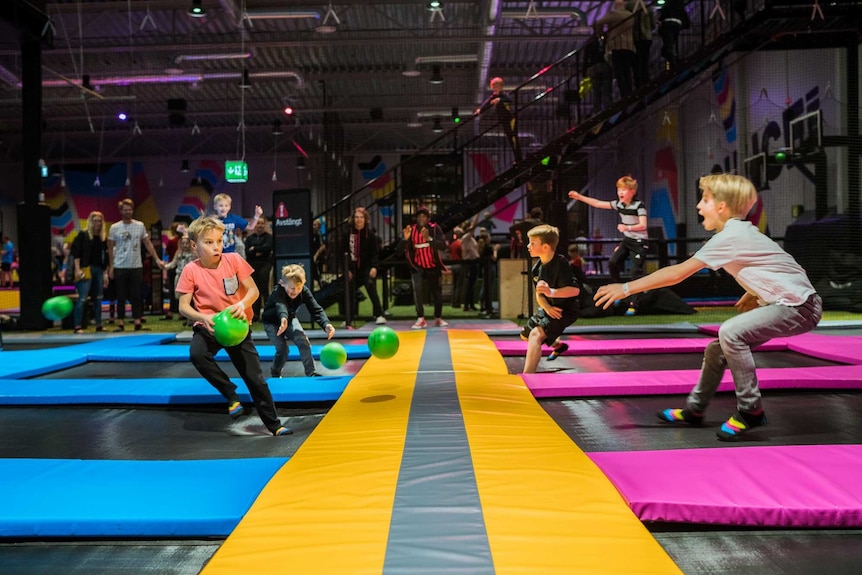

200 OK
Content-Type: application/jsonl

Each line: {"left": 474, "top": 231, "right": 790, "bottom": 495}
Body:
{"left": 225, "top": 160, "right": 248, "bottom": 183}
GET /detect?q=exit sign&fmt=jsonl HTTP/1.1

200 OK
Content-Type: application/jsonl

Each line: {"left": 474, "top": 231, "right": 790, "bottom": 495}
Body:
{"left": 225, "top": 160, "right": 248, "bottom": 183}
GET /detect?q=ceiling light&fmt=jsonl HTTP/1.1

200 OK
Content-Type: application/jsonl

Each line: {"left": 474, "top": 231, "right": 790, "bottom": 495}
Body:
{"left": 271, "top": 120, "right": 284, "bottom": 135}
{"left": 432, "top": 118, "right": 443, "bottom": 133}
{"left": 316, "top": 3, "right": 340, "bottom": 34}
{"left": 500, "top": 10, "right": 583, "bottom": 20}
{"left": 244, "top": 10, "right": 320, "bottom": 20}
{"left": 174, "top": 52, "right": 252, "bottom": 64}
{"left": 402, "top": 68, "right": 421, "bottom": 77}
{"left": 407, "top": 121, "right": 423, "bottom": 128}
{"left": 283, "top": 105, "right": 295, "bottom": 116}
{"left": 297, "top": 157, "right": 307, "bottom": 169}
{"left": 239, "top": 69, "right": 252, "bottom": 89}
{"left": 181, "top": 159, "right": 190, "bottom": 172}
{"left": 188, "top": 0, "right": 206, "bottom": 18}
{"left": 429, "top": 65, "right": 443, "bottom": 85}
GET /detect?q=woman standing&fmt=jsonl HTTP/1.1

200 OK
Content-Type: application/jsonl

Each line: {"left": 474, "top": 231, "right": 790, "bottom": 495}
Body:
{"left": 70, "top": 211, "right": 109, "bottom": 333}
{"left": 342, "top": 207, "right": 386, "bottom": 326}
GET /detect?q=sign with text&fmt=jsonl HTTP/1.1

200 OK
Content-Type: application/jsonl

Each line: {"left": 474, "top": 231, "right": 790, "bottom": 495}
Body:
{"left": 225, "top": 160, "right": 248, "bottom": 183}
{"left": 272, "top": 188, "right": 311, "bottom": 257}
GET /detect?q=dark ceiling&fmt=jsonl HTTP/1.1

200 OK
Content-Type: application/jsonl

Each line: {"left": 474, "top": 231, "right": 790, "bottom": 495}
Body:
{"left": 0, "top": 0, "right": 612, "bottom": 163}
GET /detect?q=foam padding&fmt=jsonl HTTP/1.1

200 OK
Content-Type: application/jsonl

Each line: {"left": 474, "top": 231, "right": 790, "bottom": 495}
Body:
{"left": 0, "top": 349, "right": 87, "bottom": 379}
{"left": 86, "top": 343, "right": 370, "bottom": 362}
{"left": 495, "top": 336, "right": 785, "bottom": 356}
{"left": 450, "top": 331, "right": 682, "bottom": 574}
{"left": 589, "top": 445, "right": 862, "bottom": 527}
{"left": 0, "top": 376, "right": 350, "bottom": 405}
{"left": 199, "top": 331, "right": 427, "bottom": 575}
{"left": 697, "top": 329, "right": 862, "bottom": 364}
{"left": 0, "top": 458, "right": 287, "bottom": 537}
{"left": 524, "top": 364, "right": 862, "bottom": 397}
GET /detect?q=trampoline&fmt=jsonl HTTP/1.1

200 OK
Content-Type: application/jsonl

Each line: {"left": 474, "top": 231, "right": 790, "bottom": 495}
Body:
{"left": 1, "top": 321, "right": 861, "bottom": 574}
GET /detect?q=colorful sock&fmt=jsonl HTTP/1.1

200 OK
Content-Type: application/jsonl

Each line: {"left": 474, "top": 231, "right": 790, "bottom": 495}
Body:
{"left": 656, "top": 408, "right": 704, "bottom": 425}
{"left": 547, "top": 342, "right": 569, "bottom": 360}
{"left": 716, "top": 410, "right": 766, "bottom": 441}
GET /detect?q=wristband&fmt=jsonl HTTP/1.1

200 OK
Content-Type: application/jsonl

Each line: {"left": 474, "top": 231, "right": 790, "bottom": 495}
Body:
{"left": 549, "top": 288, "right": 556, "bottom": 298}
{"left": 627, "top": 225, "right": 632, "bottom": 231}
{"left": 622, "top": 282, "right": 630, "bottom": 295}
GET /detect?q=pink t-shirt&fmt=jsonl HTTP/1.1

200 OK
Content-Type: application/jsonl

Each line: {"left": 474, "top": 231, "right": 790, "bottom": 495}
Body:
{"left": 176, "top": 252, "right": 255, "bottom": 322}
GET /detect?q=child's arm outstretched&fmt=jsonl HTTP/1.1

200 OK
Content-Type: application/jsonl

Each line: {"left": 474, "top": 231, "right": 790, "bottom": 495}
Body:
{"left": 568, "top": 190, "right": 613, "bottom": 210}
{"left": 594, "top": 256, "right": 705, "bottom": 309}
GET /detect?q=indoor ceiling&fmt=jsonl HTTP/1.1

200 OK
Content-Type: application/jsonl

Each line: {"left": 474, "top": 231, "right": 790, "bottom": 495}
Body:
{"left": 0, "top": 0, "right": 613, "bottom": 163}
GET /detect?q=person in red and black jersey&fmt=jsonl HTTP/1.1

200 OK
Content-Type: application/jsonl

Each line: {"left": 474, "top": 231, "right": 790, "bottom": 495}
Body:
{"left": 400, "top": 207, "right": 449, "bottom": 329}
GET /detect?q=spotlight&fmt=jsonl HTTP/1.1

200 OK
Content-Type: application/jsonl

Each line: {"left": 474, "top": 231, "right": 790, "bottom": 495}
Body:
{"left": 239, "top": 69, "right": 252, "bottom": 89}
{"left": 432, "top": 117, "right": 443, "bottom": 133}
{"left": 181, "top": 159, "right": 190, "bottom": 172}
{"left": 118, "top": 112, "right": 128, "bottom": 121}
{"left": 429, "top": 65, "right": 443, "bottom": 84}
{"left": 283, "top": 105, "right": 295, "bottom": 116}
{"left": 188, "top": 0, "right": 206, "bottom": 18}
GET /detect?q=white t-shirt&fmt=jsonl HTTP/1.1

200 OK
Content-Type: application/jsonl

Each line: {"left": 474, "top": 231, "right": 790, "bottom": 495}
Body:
{"left": 108, "top": 219, "right": 147, "bottom": 269}
{"left": 693, "top": 218, "right": 815, "bottom": 306}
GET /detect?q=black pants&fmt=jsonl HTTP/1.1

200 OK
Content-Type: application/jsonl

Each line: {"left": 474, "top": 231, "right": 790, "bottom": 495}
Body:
{"left": 410, "top": 267, "right": 443, "bottom": 319}
{"left": 190, "top": 326, "right": 282, "bottom": 433}
{"left": 250, "top": 262, "right": 272, "bottom": 320}
{"left": 113, "top": 267, "right": 143, "bottom": 322}
{"left": 349, "top": 267, "right": 384, "bottom": 320}
{"left": 609, "top": 237, "right": 648, "bottom": 282}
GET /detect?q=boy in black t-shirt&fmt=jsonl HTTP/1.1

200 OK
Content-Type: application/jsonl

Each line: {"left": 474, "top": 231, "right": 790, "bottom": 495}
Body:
{"left": 521, "top": 225, "right": 581, "bottom": 374}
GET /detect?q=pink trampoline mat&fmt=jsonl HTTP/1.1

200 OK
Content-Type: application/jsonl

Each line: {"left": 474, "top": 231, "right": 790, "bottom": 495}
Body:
{"left": 588, "top": 445, "right": 862, "bottom": 527}
{"left": 495, "top": 337, "right": 786, "bottom": 357}
{"left": 524, "top": 364, "right": 862, "bottom": 397}
{"left": 696, "top": 329, "right": 862, "bottom": 365}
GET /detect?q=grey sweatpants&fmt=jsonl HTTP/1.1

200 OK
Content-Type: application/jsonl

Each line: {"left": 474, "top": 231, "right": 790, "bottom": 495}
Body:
{"left": 687, "top": 294, "right": 822, "bottom": 414}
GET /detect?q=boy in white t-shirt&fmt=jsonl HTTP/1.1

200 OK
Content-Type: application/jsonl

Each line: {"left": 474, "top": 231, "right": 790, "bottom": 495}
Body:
{"left": 595, "top": 174, "right": 822, "bottom": 441}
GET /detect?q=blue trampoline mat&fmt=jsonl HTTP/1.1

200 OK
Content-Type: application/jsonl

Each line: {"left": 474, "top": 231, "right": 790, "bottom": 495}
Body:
{"left": 86, "top": 343, "right": 371, "bottom": 362}
{"left": 0, "top": 376, "right": 350, "bottom": 404}
{"left": 0, "top": 458, "right": 288, "bottom": 537}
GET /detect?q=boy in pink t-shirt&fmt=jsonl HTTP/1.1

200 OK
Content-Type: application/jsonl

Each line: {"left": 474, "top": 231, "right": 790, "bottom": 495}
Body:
{"left": 176, "top": 216, "right": 290, "bottom": 436}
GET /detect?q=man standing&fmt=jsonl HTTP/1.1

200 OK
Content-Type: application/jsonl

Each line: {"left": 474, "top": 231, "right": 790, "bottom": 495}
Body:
{"left": 107, "top": 198, "right": 164, "bottom": 331}
{"left": 245, "top": 216, "right": 274, "bottom": 322}
{"left": 401, "top": 207, "right": 449, "bottom": 329}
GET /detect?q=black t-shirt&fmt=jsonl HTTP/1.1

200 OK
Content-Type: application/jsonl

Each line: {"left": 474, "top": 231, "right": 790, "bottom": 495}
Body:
{"left": 532, "top": 253, "right": 580, "bottom": 316}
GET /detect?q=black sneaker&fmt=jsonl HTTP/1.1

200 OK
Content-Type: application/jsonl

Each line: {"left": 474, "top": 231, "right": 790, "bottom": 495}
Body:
{"left": 716, "top": 410, "right": 767, "bottom": 441}
{"left": 656, "top": 408, "right": 704, "bottom": 426}
{"left": 547, "top": 342, "right": 569, "bottom": 361}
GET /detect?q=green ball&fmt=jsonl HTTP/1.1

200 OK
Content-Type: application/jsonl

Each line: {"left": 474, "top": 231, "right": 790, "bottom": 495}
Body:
{"left": 319, "top": 341, "right": 348, "bottom": 370}
{"left": 42, "top": 295, "right": 74, "bottom": 321}
{"left": 212, "top": 309, "right": 249, "bottom": 347}
{"left": 367, "top": 326, "right": 400, "bottom": 359}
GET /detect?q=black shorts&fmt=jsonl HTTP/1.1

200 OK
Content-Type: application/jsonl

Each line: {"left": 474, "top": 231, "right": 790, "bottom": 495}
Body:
{"left": 1, "top": 262, "right": 10, "bottom": 272}
{"left": 521, "top": 309, "right": 579, "bottom": 346}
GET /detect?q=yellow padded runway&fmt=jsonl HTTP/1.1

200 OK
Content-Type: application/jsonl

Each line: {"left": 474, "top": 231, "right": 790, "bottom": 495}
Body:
{"left": 200, "top": 329, "right": 681, "bottom": 574}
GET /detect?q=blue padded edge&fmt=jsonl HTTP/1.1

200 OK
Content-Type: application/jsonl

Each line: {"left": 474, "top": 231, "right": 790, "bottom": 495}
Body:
{"left": 0, "top": 350, "right": 87, "bottom": 379}
{"left": 0, "top": 458, "right": 288, "bottom": 537}
{"left": 0, "top": 376, "right": 350, "bottom": 405}
{"left": 85, "top": 343, "right": 371, "bottom": 362}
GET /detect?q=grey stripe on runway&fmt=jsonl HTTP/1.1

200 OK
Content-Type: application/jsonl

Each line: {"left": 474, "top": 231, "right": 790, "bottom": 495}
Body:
{"left": 382, "top": 331, "right": 494, "bottom": 575}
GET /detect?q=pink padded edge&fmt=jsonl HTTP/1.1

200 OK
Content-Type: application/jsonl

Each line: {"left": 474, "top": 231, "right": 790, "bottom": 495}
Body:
{"left": 524, "top": 364, "right": 862, "bottom": 397}
{"left": 588, "top": 445, "right": 862, "bottom": 527}
{"left": 494, "top": 337, "right": 786, "bottom": 356}
{"left": 698, "top": 328, "right": 862, "bottom": 365}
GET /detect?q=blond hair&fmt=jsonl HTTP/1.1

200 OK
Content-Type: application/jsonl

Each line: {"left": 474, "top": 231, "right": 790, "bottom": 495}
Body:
{"left": 616, "top": 176, "right": 637, "bottom": 191}
{"left": 86, "top": 211, "right": 107, "bottom": 242}
{"left": 212, "top": 193, "right": 232, "bottom": 206}
{"left": 280, "top": 263, "right": 307, "bottom": 285}
{"left": 527, "top": 224, "right": 560, "bottom": 249}
{"left": 699, "top": 174, "right": 757, "bottom": 217}
{"left": 187, "top": 216, "right": 225, "bottom": 242}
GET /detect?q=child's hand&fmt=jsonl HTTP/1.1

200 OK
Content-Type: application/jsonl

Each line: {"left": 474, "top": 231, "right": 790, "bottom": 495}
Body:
{"left": 277, "top": 317, "right": 288, "bottom": 336}
{"left": 203, "top": 314, "right": 216, "bottom": 333}
{"left": 542, "top": 303, "right": 563, "bottom": 319}
{"left": 535, "top": 280, "right": 552, "bottom": 298}
{"left": 226, "top": 302, "right": 246, "bottom": 319}
{"left": 594, "top": 283, "right": 625, "bottom": 309}
{"left": 254, "top": 205, "right": 263, "bottom": 218}
{"left": 325, "top": 324, "right": 335, "bottom": 340}
{"left": 402, "top": 226, "right": 412, "bottom": 240}
{"left": 568, "top": 190, "right": 580, "bottom": 200}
